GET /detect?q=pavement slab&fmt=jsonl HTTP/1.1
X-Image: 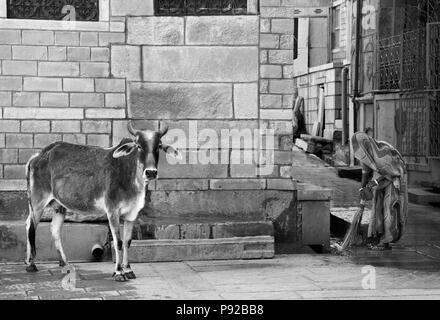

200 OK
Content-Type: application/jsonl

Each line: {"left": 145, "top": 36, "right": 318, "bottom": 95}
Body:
{"left": 1, "top": 247, "right": 440, "bottom": 300}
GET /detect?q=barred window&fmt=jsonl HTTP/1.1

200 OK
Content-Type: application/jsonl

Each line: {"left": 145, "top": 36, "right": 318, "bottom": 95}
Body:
{"left": 154, "top": 0, "right": 249, "bottom": 16}
{"left": 7, "top": 0, "right": 99, "bottom": 21}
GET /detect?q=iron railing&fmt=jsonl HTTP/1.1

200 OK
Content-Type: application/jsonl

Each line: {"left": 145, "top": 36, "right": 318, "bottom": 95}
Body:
{"left": 154, "top": 0, "right": 248, "bottom": 16}
{"left": 427, "top": 23, "right": 440, "bottom": 157}
{"left": 427, "top": 23, "right": 440, "bottom": 89}
{"left": 397, "top": 93, "right": 429, "bottom": 158}
{"left": 428, "top": 91, "right": 440, "bottom": 156}
{"left": 7, "top": 0, "right": 99, "bottom": 21}
{"left": 377, "top": 28, "right": 427, "bottom": 91}
{"left": 401, "top": 29, "right": 427, "bottom": 90}
{"left": 390, "top": 23, "right": 440, "bottom": 159}
{"left": 400, "top": 91, "right": 440, "bottom": 158}
{"left": 377, "top": 34, "right": 401, "bottom": 90}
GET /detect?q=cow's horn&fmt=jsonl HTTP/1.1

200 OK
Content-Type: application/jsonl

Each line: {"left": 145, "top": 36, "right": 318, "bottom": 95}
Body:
{"left": 127, "top": 121, "right": 138, "bottom": 136}
{"left": 159, "top": 122, "right": 168, "bottom": 137}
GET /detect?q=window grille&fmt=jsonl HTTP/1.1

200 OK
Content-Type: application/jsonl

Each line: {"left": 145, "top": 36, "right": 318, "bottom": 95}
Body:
{"left": 6, "top": 0, "right": 99, "bottom": 21}
{"left": 154, "top": 0, "right": 248, "bottom": 16}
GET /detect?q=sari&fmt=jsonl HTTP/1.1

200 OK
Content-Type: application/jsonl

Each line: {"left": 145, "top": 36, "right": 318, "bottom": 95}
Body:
{"left": 351, "top": 132, "right": 408, "bottom": 244}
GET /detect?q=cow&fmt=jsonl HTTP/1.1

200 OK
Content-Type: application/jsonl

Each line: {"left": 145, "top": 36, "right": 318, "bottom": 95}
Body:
{"left": 24, "top": 122, "right": 180, "bottom": 281}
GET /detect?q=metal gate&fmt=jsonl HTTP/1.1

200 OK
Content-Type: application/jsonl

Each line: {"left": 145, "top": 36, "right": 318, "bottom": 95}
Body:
{"left": 397, "top": 22, "right": 440, "bottom": 159}
{"left": 426, "top": 22, "right": 440, "bottom": 158}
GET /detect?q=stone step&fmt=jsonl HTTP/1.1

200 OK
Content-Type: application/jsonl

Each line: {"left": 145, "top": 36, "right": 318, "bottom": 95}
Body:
{"left": 112, "top": 236, "right": 275, "bottom": 263}
{"left": 337, "top": 166, "right": 362, "bottom": 182}
{"left": 134, "top": 220, "right": 274, "bottom": 240}
{"left": 408, "top": 188, "right": 440, "bottom": 205}
{"left": 420, "top": 181, "right": 440, "bottom": 192}
{"left": 0, "top": 218, "right": 274, "bottom": 263}
{"left": 0, "top": 221, "right": 109, "bottom": 263}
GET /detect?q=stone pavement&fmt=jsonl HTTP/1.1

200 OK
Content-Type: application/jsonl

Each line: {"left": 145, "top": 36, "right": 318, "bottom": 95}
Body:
{"left": 2, "top": 202, "right": 439, "bottom": 300}
{"left": 2, "top": 240, "right": 440, "bottom": 300}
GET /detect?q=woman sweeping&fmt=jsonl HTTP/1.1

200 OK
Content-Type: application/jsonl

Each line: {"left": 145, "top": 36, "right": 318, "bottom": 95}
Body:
{"left": 351, "top": 130, "right": 409, "bottom": 250}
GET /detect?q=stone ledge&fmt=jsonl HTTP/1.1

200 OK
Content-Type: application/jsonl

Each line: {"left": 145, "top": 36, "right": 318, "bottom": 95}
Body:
{"left": 113, "top": 236, "right": 274, "bottom": 262}
{"left": 297, "top": 183, "right": 332, "bottom": 201}
{"left": 0, "top": 221, "right": 108, "bottom": 262}
{"left": 212, "top": 221, "right": 274, "bottom": 238}
{"left": 0, "top": 19, "right": 110, "bottom": 31}
{"left": 408, "top": 188, "right": 440, "bottom": 204}
{"left": 210, "top": 179, "right": 266, "bottom": 190}
{"left": 267, "top": 178, "right": 297, "bottom": 190}
{"left": 144, "top": 190, "right": 296, "bottom": 221}
{"left": 155, "top": 179, "right": 209, "bottom": 191}
{"left": 137, "top": 220, "right": 274, "bottom": 240}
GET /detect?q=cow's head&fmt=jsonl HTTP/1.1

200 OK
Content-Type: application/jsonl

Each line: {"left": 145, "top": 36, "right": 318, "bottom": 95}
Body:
{"left": 113, "top": 121, "right": 180, "bottom": 182}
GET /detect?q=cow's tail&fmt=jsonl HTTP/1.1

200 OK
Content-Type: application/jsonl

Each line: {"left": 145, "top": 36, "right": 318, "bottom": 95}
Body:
{"left": 26, "top": 153, "right": 39, "bottom": 257}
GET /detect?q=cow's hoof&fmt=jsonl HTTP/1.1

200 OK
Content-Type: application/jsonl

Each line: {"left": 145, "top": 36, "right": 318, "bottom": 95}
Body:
{"left": 125, "top": 271, "right": 136, "bottom": 280}
{"left": 59, "top": 261, "right": 66, "bottom": 267}
{"left": 26, "top": 264, "right": 38, "bottom": 273}
{"left": 113, "top": 273, "right": 128, "bottom": 282}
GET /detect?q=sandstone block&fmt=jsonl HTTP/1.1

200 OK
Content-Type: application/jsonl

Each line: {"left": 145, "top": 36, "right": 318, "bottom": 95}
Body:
{"left": 186, "top": 16, "right": 258, "bottom": 45}
{"left": 111, "top": 0, "right": 154, "bottom": 16}
{"left": 233, "top": 83, "right": 258, "bottom": 119}
{"left": 142, "top": 47, "right": 258, "bottom": 82}
{"left": 12, "top": 46, "right": 47, "bottom": 60}
{"left": 110, "top": 45, "right": 141, "bottom": 80}
{"left": 127, "top": 17, "right": 184, "bottom": 45}
{"left": 21, "top": 120, "right": 50, "bottom": 133}
{"left": 129, "top": 82, "right": 233, "bottom": 119}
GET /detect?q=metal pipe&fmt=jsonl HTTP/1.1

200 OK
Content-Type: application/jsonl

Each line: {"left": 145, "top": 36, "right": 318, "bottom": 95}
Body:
{"left": 352, "top": 0, "right": 363, "bottom": 133}
{"left": 341, "top": 66, "right": 350, "bottom": 145}
{"left": 91, "top": 244, "right": 104, "bottom": 260}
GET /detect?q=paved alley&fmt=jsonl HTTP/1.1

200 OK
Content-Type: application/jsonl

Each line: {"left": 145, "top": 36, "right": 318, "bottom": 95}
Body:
{"left": 1, "top": 202, "right": 440, "bottom": 300}
{"left": 1, "top": 250, "right": 440, "bottom": 300}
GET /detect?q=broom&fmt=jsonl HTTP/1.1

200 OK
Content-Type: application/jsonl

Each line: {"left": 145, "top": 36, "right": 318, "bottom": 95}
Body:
{"left": 337, "top": 199, "right": 366, "bottom": 252}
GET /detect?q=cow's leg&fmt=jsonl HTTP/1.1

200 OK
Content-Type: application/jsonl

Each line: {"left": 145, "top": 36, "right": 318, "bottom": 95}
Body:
{"left": 122, "top": 220, "right": 136, "bottom": 279}
{"left": 25, "top": 210, "right": 38, "bottom": 272}
{"left": 50, "top": 203, "right": 69, "bottom": 267}
{"left": 108, "top": 212, "right": 126, "bottom": 282}
{"left": 25, "top": 200, "right": 45, "bottom": 273}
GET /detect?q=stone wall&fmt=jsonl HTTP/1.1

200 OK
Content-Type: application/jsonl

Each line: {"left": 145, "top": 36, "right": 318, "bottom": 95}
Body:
{"left": 0, "top": 0, "right": 297, "bottom": 211}
{"left": 0, "top": 0, "right": 331, "bottom": 249}
{"left": 259, "top": 0, "right": 298, "bottom": 179}
{"left": 0, "top": 0, "right": 300, "bottom": 190}
{"left": 0, "top": 0, "right": 127, "bottom": 191}
{"left": 116, "top": 14, "right": 261, "bottom": 183}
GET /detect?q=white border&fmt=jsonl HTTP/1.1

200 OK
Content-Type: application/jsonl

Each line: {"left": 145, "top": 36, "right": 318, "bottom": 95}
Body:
{"left": 0, "top": 0, "right": 109, "bottom": 31}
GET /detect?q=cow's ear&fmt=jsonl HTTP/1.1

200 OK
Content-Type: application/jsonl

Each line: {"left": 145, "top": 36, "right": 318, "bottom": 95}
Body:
{"left": 113, "top": 142, "right": 138, "bottom": 158}
{"left": 160, "top": 143, "right": 182, "bottom": 160}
